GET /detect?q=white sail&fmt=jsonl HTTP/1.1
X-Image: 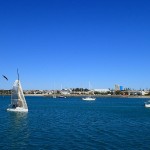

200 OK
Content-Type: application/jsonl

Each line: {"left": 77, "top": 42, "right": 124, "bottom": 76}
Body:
{"left": 7, "top": 80, "right": 28, "bottom": 112}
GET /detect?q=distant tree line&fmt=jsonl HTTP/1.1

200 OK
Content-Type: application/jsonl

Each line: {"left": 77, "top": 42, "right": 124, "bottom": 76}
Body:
{"left": 94, "top": 91, "right": 113, "bottom": 95}
{"left": 0, "top": 90, "right": 11, "bottom": 95}
{"left": 72, "top": 88, "right": 89, "bottom": 92}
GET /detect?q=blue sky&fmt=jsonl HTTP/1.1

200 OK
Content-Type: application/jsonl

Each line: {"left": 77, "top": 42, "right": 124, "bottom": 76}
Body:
{"left": 0, "top": 0, "right": 150, "bottom": 90}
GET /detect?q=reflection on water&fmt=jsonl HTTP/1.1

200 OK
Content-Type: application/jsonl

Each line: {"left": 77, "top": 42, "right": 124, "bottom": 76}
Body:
{"left": 3, "top": 112, "right": 29, "bottom": 149}
{"left": 8, "top": 112, "right": 28, "bottom": 132}
{"left": 8, "top": 111, "right": 28, "bottom": 122}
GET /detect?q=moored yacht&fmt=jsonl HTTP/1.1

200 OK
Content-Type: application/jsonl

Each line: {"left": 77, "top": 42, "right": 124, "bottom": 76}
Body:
{"left": 82, "top": 97, "right": 96, "bottom": 101}
{"left": 82, "top": 82, "right": 96, "bottom": 101}
{"left": 145, "top": 100, "right": 150, "bottom": 108}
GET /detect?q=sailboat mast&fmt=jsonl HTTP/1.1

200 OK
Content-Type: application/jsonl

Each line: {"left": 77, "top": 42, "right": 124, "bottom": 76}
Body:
{"left": 89, "top": 81, "right": 91, "bottom": 90}
{"left": 17, "top": 69, "right": 19, "bottom": 81}
{"left": 17, "top": 69, "right": 20, "bottom": 101}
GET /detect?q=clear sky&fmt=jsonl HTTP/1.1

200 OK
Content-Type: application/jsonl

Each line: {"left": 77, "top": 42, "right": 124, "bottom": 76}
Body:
{"left": 0, "top": 0, "right": 150, "bottom": 90}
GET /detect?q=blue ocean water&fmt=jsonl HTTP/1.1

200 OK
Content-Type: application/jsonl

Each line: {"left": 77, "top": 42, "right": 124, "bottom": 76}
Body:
{"left": 0, "top": 96, "right": 150, "bottom": 150}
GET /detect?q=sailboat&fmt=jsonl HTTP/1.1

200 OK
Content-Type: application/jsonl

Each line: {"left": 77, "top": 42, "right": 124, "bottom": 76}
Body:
{"left": 53, "top": 94, "right": 57, "bottom": 98}
{"left": 7, "top": 70, "right": 28, "bottom": 112}
{"left": 52, "top": 83, "right": 57, "bottom": 98}
{"left": 145, "top": 100, "right": 150, "bottom": 108}
{"left": 82, "top": 82, "right": 96, "bottom": 101}
{"left": 53, "top": 90, "right": 57, "bottom": 98}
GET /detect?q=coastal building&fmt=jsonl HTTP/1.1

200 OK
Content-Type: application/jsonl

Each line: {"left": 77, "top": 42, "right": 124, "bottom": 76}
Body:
{"left": 60, "top": 89, "right": 71, "bottom": 95}
{"left": 114, "top": 84, "right": 124, "bottom": 91}
{"left": 120, "top": 86, "right": 124, "bottom": 91}
{"left": 115, "top": 84, "right": 120, "bottom": 91}
{"left": 94, "top": 89, "right": 110, "bottom": 93}
{"left": 140, "top": 91, "right": 149, "bottom": 96}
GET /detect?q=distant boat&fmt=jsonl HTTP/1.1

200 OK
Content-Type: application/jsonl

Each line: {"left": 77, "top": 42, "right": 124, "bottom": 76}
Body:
{"left": 53, "top": 83, "right": 57, "bottom": 98}
{"left": 58, "top": 95, "right": 66, "bottom": 98}
{"left": 82, "top": 82, "right": 96, "bottom": 101}
{"left": 7, "top": 70, "right": 28, "bottom": 112}
{"left": 145, "top": 100, "right": 150, "bottom": 108}
{"left": 52, "top": 90, "right": 57, "bottom": 98}
{"left": 53, "top": 95, "right": 57, "bottom": 98}
{"left": 82, "top": 97, "right": 96, "bottom": 101}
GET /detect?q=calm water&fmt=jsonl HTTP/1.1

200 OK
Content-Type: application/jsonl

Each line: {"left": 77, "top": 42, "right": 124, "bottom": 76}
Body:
{"left": 0, "top": 96, "right": 150, "bottom": 150}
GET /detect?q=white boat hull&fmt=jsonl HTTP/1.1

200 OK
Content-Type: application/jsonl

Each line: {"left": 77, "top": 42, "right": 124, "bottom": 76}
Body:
{"left": 145, "top": 104, "right": 150, "bottom": 108}
{"left": 7, "top": 107, "right": 28, "bottom": 112}
{"left": 58, "top": 96, "right": 66, "bottom": 98}
{"left": 82, "top": 97, "right": 96, "bottom": 101}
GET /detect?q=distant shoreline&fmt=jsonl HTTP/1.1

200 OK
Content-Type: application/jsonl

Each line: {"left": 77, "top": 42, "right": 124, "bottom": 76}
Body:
{"left": 1, "top": 94, "right": 150, "bottom": 99}
{"left": 41, "top": 94, "right": 150, "bottom": 99}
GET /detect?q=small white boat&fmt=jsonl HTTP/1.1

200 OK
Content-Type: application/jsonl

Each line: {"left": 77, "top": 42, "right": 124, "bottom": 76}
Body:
{"left": 82, "top": 97, "right": 96, "bottom": 101}
{"left": 82, "top": 82, "right": 96, "bottom": 101}
{"left": 145, "top": 100, "right": 150, "bottom": 108}
{"left": 7, "top": 70, "right": 28, "bottom": 112}
{"left": 58, "top": 95, "right": 66, "bottom": 98}
{"left": 53, "top": 95, "right": 57, "bottom": 98}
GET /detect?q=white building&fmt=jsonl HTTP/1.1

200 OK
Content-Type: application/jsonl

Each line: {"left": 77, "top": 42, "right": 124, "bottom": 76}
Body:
{"left": 61, "top": 89, "right": 71, "bottom": 95}
{"left": 115, "top": 84, "right": 120, "bottom": 91}
{"left": 94, "top": 89, "right": 110, "bottom": 93}
{"left": 140, "top": 91, "right": 149, "bottom": 96}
